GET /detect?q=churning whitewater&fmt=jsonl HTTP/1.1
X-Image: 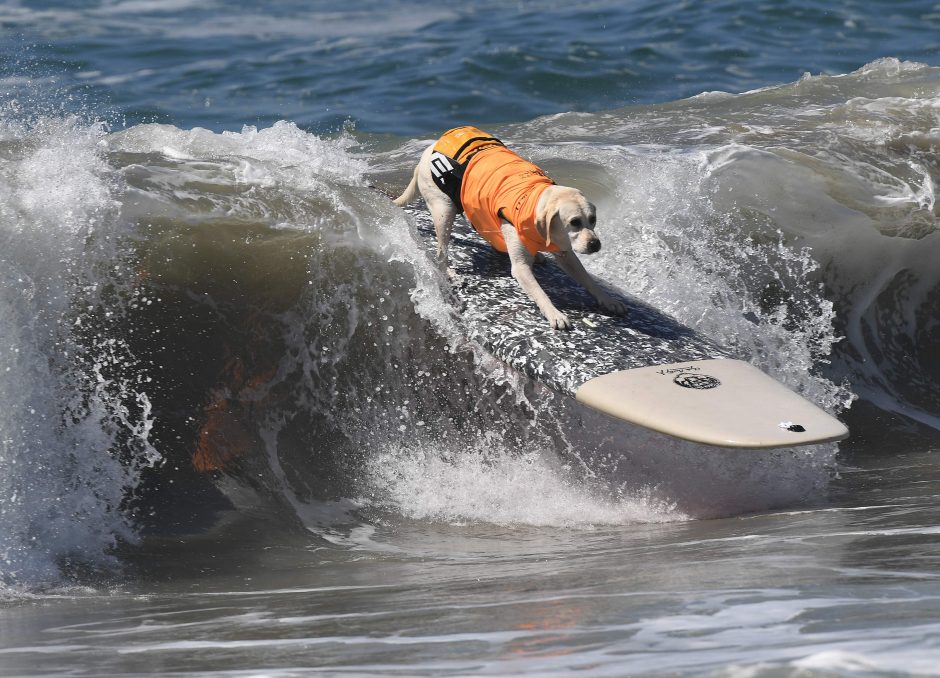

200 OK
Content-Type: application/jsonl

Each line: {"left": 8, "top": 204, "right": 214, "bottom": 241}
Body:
{"left": 3, "top": 58, "right": 940, "bottom": 597}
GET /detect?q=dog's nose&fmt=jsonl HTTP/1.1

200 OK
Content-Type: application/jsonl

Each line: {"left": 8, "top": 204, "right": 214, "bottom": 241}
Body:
{"left": 587, "top": 239, "right": 601, "bottom": 253}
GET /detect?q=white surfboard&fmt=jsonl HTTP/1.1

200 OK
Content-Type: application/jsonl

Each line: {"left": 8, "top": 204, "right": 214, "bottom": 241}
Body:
{"left": 406, "top": 206, "right": 848, "bottom": 449}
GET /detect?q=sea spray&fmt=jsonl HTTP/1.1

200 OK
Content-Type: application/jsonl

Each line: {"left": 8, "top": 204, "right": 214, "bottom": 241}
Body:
{"left": 0, "top": 113, "right": 159, "bottom": 589}
{"left": 364, "top": 435, "right": 684, "bottom": 528}
{"left": 12, "top": 57, "right": 940, "bottom": 567}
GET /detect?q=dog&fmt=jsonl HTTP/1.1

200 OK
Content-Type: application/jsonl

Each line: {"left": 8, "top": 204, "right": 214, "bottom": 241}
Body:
{"left": 393, "top": 126, "right": 624, "bottom": 330}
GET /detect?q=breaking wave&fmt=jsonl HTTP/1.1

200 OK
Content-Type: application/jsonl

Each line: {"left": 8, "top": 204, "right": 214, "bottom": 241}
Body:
{"left": 3, "top": 58, "right": 939, "bottom": 591}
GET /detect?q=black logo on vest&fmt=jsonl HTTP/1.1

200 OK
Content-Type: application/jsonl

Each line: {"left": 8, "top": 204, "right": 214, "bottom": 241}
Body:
{"left": 674, "top": 373, "right": 721, "bottom": 390}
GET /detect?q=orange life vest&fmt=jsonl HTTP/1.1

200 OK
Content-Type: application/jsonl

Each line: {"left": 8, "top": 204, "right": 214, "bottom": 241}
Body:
{"left": 432, "top": 126, "right": 558, "bottom": 256}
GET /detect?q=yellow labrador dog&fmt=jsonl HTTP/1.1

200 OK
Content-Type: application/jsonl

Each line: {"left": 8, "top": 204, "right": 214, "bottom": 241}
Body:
{"left": 394, "top": 126, "right": 624, "bottom": 330}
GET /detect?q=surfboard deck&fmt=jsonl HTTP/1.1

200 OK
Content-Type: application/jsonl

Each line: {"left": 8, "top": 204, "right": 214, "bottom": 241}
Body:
{"left": 405, "top": 206, "right": 848, "bottom": 448}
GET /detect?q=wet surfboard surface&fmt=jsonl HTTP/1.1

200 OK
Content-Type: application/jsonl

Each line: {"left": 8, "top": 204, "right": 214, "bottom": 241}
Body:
{"left": 406, "top": 207, "right": 731, "bottom": 394}
{"left": 406, "top": 206, "right": 848, "bottom": 448}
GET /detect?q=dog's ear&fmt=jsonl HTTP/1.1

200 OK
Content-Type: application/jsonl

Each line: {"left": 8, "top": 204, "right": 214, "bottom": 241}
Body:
{"left": 536, "top": 191, "right": 559, "bottom": 247}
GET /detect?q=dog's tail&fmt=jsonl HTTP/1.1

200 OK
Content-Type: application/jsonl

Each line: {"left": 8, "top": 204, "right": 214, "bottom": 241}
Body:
{"left": 392, "top": 165, "right": 420, "bottom": 206}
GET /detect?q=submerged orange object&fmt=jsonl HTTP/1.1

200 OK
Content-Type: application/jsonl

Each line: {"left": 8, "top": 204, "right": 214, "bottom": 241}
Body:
{"left": 193, "top": 398, "right": 250, "bottom": 472}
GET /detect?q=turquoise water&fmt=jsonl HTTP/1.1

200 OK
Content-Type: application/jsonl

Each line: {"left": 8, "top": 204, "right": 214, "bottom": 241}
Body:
{"left": 3, "top": 2, "right": 940, "bottom": 676}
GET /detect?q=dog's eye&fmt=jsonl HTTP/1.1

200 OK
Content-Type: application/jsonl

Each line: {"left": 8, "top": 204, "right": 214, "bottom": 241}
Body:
{"left": 589, "top": 215, "right": 596, "bottom": 226}
{"left": 569, "top": 218, "right": 582, "bottom": 229}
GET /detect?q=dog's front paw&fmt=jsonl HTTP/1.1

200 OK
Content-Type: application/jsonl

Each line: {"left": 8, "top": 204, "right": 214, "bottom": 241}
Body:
{"left": 597, "top": 295, "right": 627, "bottom": 315}
{"left": 547, "top": 310, "right": 571, "bottom": 331}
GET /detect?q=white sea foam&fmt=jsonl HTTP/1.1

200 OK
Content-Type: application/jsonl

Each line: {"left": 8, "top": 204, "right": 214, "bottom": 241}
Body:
{"left": 107, "top": 121, "right": 367, "bottom": 184}
{"left": 0, "top": 114, "right": 159, "bottom": 591}
{"left": 363, "top": 437, "right": 683, "bottom": 528}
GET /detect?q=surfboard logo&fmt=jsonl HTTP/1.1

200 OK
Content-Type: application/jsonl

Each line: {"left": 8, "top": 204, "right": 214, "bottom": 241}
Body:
{"left": 673, "top": 373, "right": 721, "bottom": 390}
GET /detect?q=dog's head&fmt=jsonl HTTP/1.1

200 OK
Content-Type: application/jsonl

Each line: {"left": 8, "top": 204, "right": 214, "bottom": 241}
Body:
{"left": 536, "top": 186, "right": 600, "bottom": 254}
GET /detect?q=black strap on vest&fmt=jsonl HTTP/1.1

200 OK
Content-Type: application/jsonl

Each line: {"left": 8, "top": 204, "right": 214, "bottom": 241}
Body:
{"left": 429, "top": 151, "right": 466, "bottom": 211}
{"left": 452, "top": 135, "right": 502, "bottom": 163}
{"left": 430, "top": 137, "right": 504, "bottom": 213}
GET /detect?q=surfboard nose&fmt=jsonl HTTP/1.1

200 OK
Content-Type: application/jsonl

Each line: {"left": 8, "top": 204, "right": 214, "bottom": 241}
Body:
{"left": 574, "top": 358, "right": 849, "bottom": 449}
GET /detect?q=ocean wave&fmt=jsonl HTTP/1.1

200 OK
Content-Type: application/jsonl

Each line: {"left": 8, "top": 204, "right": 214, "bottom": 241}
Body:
{"left": 4, "top": 59, "right": 940, "bottom": 591}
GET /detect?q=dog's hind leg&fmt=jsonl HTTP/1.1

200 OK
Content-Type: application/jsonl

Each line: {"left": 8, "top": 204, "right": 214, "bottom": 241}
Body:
{"left": 427, "top": 196, "right": 458, "bottom": 265}
{"left": 414, "top": 147, "right": 458, "bottom": 265}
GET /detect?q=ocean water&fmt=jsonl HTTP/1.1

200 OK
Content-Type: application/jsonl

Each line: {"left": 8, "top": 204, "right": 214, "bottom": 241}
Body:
{"left": 2, "top": 1, "right": 940, "bottom": 675}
